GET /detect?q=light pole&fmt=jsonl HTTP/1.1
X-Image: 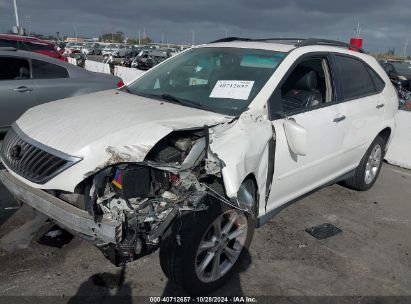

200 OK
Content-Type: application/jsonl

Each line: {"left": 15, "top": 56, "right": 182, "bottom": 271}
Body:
{"left": 25, "top": 15, "right": 31, "bottom": 36}
{"left": 138, "top": 28, "right": 141, "bottom": 46}
{"left": 191, "top": 30, "right": 195, "bottom": 46}
{"left": 403, "top": 39, "right": 409, "bottom": 57}
{"left": 13, "top": 0, "right": 21, "bottom": 34}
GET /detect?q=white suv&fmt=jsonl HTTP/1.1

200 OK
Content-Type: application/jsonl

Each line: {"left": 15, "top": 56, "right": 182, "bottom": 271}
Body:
{"left": 0, "top": 38, "right": 398, "bottom": 294}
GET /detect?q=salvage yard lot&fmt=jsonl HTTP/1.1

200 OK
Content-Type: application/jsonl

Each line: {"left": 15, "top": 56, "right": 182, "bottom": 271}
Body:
{"left": 0, "top": 162, "right": 410, "bottom": 298}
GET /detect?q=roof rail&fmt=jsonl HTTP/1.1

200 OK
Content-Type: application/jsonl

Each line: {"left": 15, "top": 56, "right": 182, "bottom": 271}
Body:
{"left": 0, "top": 47, "right": 17, "bottom": 51}
{"left": 296, "top": 38, "right": 366, "bottom": 53}
{"left": 209, "top": 37, "right": 366, "bottom": 53}
{"left": 210, "top": 37, "right": 305, "bottom": 44}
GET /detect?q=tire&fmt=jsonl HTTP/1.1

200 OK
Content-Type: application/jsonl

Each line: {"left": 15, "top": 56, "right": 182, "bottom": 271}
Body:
{"left": 343, "top": 136, "right": 386, "bottom": 191}
{"left": 159, "top": 199, "right": 255, "bottom": 295}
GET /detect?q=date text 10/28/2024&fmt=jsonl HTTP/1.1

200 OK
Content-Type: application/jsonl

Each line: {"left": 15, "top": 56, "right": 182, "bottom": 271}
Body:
{"left": 150, "top": 296, "right": 257, "bottom": 303}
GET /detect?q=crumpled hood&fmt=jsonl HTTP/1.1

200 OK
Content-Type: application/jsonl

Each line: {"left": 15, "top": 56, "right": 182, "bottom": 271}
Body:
{"left": 17, "top": 89, "right": 231, "bottom": 156}
{"left": 13, "top": 89, "right": 232, "bottom": 191}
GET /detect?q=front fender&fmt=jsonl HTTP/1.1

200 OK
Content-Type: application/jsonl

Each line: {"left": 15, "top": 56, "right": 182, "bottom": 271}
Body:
{"left": 209, "top": 113, "right": 274, "bottom": 202}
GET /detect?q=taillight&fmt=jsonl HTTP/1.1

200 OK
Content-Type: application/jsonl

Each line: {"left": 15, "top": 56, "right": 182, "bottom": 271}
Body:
{"left": 117, "top": 80, "right": 125, "bottom": 87}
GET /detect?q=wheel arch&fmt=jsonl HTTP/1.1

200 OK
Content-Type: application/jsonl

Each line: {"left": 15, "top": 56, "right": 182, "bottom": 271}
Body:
{"left": 242, "top": 173, "right": 259, "bottom": 215}
{"left": 377, "top": 127, "right": 391, "bottom": 144}
{"left": 376, "top": 126, "right": 392, "bottom": 153}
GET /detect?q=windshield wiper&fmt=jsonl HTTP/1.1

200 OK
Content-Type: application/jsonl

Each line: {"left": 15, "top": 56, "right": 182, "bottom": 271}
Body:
{"left": 127, "top": 90, "right": 205, "bottom": 110}
{"left": 159, "top": 94, "right": 204, "bottom": 109}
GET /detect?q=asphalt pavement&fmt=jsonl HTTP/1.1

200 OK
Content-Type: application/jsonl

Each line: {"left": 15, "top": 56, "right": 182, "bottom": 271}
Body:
{"left": 0, "top": 163, "right": 410, "bottom": 300}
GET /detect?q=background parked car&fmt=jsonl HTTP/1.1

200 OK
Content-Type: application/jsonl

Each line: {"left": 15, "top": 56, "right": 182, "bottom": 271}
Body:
{"left": 68, "top": 52, "right": 88, "bottom": 67}
{"left": 0, "top": 48, "right": 122, "bottom": 133}
{"left": 0, "top": 34, "right": 66, "bottom": 62}
{"left": 381, "top": 60, "right": 411, "bottom": 90}
{"left": 64, "top": 42, "right": 85, "bottom": 55}
{"left": 102, "top": 44, "right": 126, "bottom": 57}
{"left": 82, "top": 43, "right": 102, "bottom": 55}
{"left": 131, "top": 49, "right": 170, "bottom": 70}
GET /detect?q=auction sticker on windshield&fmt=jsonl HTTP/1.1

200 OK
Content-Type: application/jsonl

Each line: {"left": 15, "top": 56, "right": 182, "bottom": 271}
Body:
{"left": 210, "top": 80, "right": 254, "bottom": 100}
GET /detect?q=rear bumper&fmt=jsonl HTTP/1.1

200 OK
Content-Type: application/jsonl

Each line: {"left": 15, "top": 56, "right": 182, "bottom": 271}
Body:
{"left": 0, "top": 169, "right": 122, "bottom": 243}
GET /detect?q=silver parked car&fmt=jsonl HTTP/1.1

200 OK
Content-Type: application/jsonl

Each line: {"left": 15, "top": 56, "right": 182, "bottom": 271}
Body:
{"left": 0, "top": 47, "right": 122, "bottom": 133}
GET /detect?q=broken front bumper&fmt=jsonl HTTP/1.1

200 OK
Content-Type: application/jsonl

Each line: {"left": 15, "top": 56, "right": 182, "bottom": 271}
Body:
{"left": 0, "top": 169, "right": 122, "bottom": 243}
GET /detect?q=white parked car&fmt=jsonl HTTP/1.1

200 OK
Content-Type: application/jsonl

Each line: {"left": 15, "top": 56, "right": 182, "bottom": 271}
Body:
{"left": 102, "top": 43, "right": 126, "bottom": 57}
{"left": 0, "top": 38, "right": 398, "bottom": 294}
{"left": 63, "top": 42, "right": 84, "bottom": 55}
{"left": 81, "top": 43, "right": 102, "bottom": 55}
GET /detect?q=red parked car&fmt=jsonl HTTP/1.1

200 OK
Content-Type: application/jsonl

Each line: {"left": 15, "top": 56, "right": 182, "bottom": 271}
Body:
{"left": 0, "top": 34, "right": 67, "bottom": 62}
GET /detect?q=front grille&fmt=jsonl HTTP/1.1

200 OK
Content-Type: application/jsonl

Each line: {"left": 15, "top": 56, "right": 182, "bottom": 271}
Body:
{"left": 0, "top": 125, "right": 81, "bottom": 184}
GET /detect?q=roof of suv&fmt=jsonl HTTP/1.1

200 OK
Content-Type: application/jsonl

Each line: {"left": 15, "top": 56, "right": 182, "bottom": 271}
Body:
{"left": 204, "top": 37, "right": 366, "bottom": 54}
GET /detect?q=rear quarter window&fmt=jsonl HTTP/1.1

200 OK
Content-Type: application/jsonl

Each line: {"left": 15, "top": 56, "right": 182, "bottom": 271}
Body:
{"left": 335, "top": 55, "right": 377, "bottom": 100}
{"left": 31, "top": 59, "right": 69, "bottom": 79}
{"left": 366, "top": 66, "right": 385, "bottom": 93}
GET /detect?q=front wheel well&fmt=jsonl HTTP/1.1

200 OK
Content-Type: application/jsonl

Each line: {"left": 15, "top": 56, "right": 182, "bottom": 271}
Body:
{"left": 242, "top": 174, "right": 259, "bottom": 217}
{"left": 377, "top": 127, "right": 391, "bottom": 144}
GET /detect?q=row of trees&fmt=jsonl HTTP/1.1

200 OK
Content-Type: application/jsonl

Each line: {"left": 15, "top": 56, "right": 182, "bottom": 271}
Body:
{"left": 373, "top": 48, "right": 411, "bottom": 61}
{"left": 98, "top": 31, "right": 152, "bottom": 45}
{"left": 4, "top": 29, "right": 154, "bottom": 45}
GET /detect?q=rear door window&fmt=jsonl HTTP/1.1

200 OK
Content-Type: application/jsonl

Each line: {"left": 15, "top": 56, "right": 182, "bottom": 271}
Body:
{"left": 24, "top": 42, "right": 54, "bottom": 52}
{"left": 31, "top": 59, "right": 69, "bottom": 79}
{"left": 0, "top": 56, "right": 31, "bottom": 80}
{"left": 334, "top": 55, "right": 376, "bottom": 100}
{"left": 0, "top": 39, "right": 18, "bottom": 48}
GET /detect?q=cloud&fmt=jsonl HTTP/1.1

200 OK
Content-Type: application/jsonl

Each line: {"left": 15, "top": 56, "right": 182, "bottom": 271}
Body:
{"left": 0, "top": 0, "right": 410, "bottom": 53}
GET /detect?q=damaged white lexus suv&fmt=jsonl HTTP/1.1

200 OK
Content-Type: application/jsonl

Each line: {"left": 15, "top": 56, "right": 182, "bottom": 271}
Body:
{"left": 0, "top": 38, "right": 398, "bottom": 294}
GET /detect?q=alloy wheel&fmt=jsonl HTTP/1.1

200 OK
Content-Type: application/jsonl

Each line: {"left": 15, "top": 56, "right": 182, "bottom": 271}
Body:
{"left": 195, "top": 209, "right": 248, "bottom": 283}
{"left": 365, "top": 144, "right": 382, "bottom": 184}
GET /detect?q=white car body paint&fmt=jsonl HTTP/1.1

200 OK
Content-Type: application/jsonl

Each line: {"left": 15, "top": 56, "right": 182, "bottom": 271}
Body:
{"left": 2, "top": 41, "right": 398, "bottom": 222}
{"left": 208, "top": 109, "right": 273, "bottom": 215}
{"left": 9, "top": 89, "right": 232, "bottom": 192}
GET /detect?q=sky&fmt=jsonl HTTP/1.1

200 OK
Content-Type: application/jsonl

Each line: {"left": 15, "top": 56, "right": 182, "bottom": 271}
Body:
{"left": 0, "top": 0, "right": 410, "bottom": 54}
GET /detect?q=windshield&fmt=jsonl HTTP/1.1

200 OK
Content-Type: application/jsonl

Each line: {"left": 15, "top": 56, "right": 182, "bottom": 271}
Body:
{"left": 127, "top": 47, "right": 286, "bottom": 115}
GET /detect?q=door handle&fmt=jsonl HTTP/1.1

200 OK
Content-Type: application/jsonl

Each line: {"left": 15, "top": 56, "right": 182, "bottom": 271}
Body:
{"left": 376, "top": 104, "right": 385, "bottom": 109}
{"left": 333, "top": 115, "right": 346, "bottom": 123}
{"left": 14, "top": 86, "right": 33, "bottom": 93}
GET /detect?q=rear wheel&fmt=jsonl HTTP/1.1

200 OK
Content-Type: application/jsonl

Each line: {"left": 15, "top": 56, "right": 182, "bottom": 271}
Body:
{"left": 343, "top": 136, "right": 386, "bottom": 191}
{"left": 160, "top": 200, "right": 254, "bottom": 295}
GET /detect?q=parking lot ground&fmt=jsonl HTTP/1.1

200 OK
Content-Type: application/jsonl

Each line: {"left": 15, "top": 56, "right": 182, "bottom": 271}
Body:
{"left": 0, "top": 163, "right": 410, "bottom": 299}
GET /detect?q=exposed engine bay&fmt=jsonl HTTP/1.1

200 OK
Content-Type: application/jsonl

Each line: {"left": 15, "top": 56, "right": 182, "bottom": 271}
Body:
{"left": 60, "top": 128, "right": 249, "bottom": 265}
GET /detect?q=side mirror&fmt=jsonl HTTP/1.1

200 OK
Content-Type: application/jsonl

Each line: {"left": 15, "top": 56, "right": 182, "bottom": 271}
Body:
{"left": 283, "top": 118, "right": 307, "bottom": 156}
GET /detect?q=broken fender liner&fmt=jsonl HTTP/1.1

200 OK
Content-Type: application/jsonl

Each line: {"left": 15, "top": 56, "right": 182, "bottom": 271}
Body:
{"left": 265, "top": 130, "right": 276, "bottom": 209}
